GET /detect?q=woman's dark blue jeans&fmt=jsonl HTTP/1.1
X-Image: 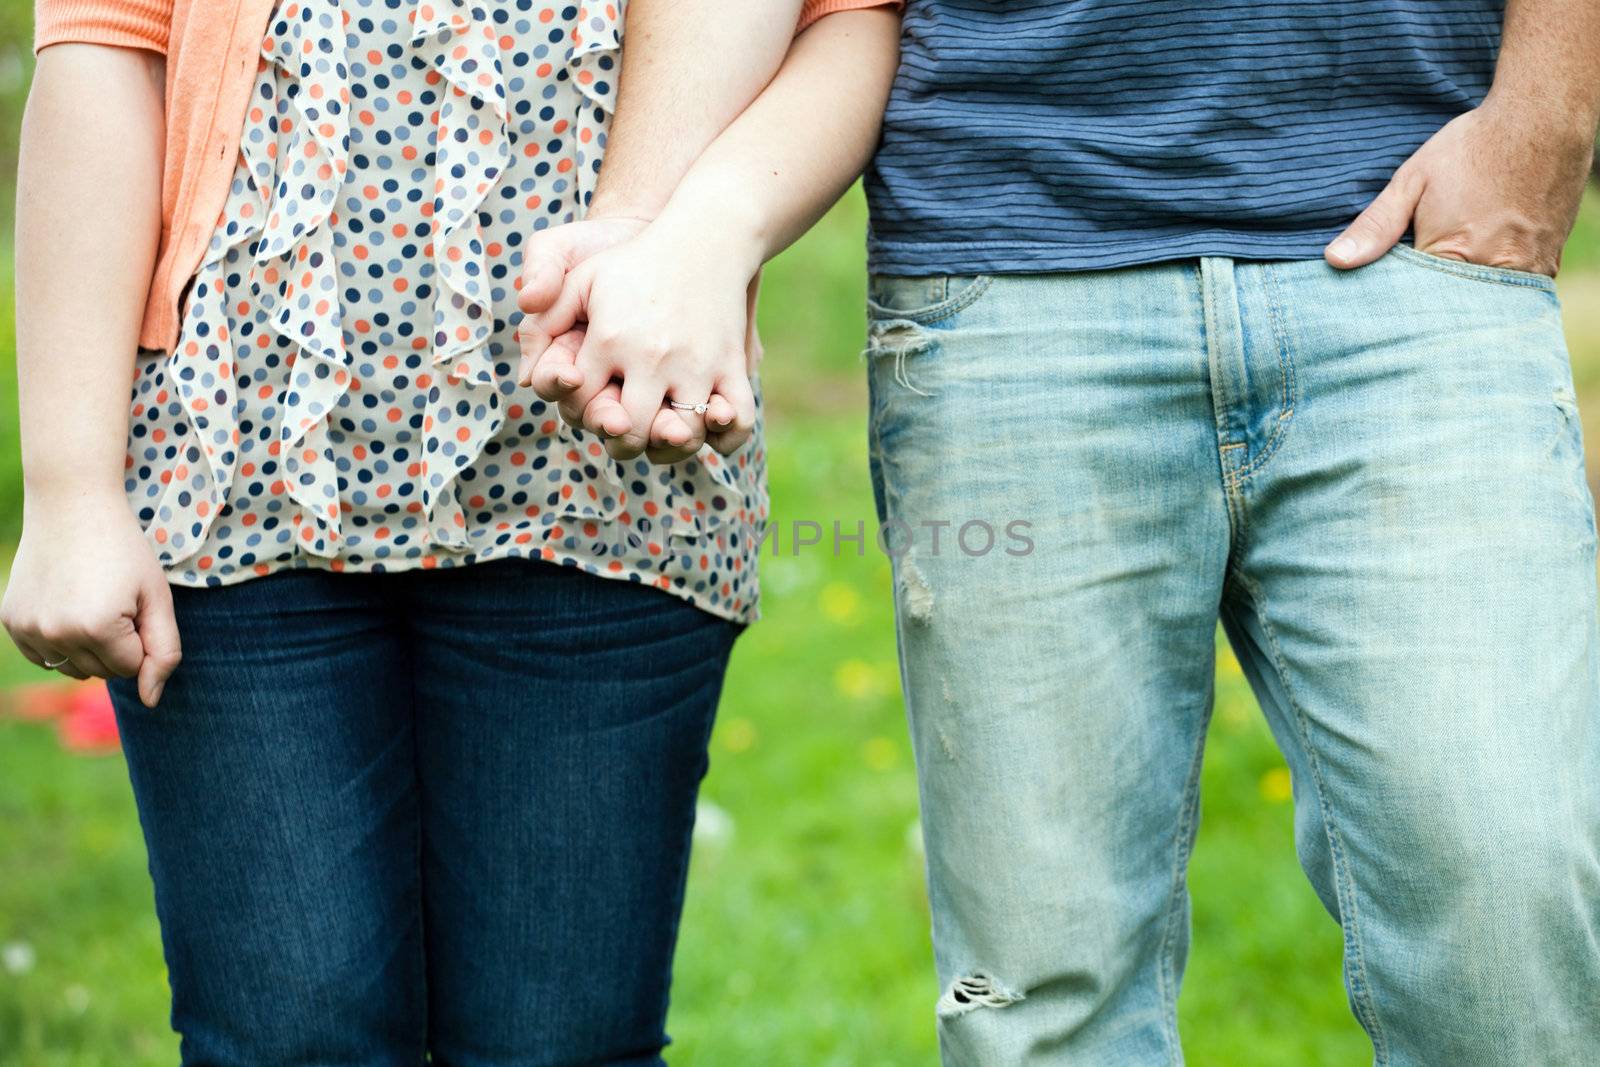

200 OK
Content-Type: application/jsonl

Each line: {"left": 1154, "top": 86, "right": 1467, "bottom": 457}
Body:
{"left": 105, "top": 559, "right": 741, "bottom": 1067}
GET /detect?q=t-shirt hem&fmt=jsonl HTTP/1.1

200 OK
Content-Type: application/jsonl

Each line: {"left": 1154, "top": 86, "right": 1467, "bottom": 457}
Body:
{"left": 867, "top": 229, "right": 1351, "bottom": 276}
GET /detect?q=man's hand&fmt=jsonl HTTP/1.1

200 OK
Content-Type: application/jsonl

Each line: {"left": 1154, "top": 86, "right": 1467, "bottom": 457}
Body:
{"left": 516, "top": 216, "right": 762, "bottom": 464}
{"left": 518, "top": 220, "right": 760, "bottom": 463}
{"left": 1325, "top": 99, "right": 1596, "bottom": 276}
{"left": 516, "top": 215, "right": 649, "bottom": 388}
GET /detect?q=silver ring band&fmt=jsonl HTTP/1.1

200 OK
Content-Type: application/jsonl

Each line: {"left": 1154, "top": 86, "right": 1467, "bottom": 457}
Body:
{"left": 668, "top": 400, "right": 710, "bottom": 417}
{"left": 43, "top": 656, "right": 70, "bottom": 670}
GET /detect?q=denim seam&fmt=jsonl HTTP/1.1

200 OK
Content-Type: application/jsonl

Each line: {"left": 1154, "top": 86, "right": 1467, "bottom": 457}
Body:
{"left": 1228, "top": 570, "right": 1392, "bottom": 1066}
{"left": 652, "top": 669, "right": 728, "bottom": 1046}
{"left": 1388, "top": 243, "right": 1557, "bottom": 292}
{"left": 866, "top": 274, "right": 995, "bottom": 326}
{"left": 408, "top": 704, "right": 429, "bottom": 1054}
{"left": 1229, "top": 265, "right": 1298, "bottom": 486}
{"left": 1199, "top": 263, "right": 1237, "bottom": 462}
{"left": 1153, "top": 689, "right": 1215, "bottom": 1067}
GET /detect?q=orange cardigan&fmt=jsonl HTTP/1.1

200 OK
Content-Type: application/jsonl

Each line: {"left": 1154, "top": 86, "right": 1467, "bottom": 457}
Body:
{"left": 33, "top": 0, "right": 902, "bottom": 353}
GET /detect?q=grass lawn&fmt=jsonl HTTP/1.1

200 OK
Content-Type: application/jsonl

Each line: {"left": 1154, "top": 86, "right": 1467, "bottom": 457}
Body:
{"left": 4, "top": 188, "right": 1599, "bottom": 1064}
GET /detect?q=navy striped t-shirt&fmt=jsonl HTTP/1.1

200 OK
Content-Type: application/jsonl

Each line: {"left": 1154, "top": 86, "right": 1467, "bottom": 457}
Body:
{"left": 864, "top": 0, "right": 1504, "bottom": 274}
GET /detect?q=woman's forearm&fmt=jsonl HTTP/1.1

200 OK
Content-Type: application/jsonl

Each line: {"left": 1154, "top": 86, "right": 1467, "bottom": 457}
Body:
{"left": 15, "top": 44, "right": 165, "bottom": 511}
{"left": 588, "top": 0, "right": 806, "bottom": 220}
{"left": 649, "top": 9, "right": 902, "bottom": 273}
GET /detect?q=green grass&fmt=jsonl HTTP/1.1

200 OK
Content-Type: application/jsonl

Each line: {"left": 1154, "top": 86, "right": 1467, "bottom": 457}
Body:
{"left": 3, "top": 187, "right": 1444, "bottom": 1066}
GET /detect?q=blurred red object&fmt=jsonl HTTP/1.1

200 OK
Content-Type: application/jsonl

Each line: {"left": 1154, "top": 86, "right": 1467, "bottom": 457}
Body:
{"left": 3, "top": 679, "right": 121, "bottom": 753}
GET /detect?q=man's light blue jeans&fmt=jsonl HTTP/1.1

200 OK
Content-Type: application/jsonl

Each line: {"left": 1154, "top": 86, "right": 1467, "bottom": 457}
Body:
{"left": 866, "top": 247, "right": 1600, "bottom": 1066}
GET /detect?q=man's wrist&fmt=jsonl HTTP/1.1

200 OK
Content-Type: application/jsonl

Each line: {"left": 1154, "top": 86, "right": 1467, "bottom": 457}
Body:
{"left": 1481, "top": 83, "right": 1600, "bottom": 151}
{"left": 585, "top": 188, "right": 664, "bottom": 223}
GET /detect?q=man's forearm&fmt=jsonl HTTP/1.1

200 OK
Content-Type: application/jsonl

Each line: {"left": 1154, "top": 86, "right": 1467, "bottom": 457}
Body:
{"left": 587, "top": 0, "right": 805, "bottom": 220}
{"left": 650, "top": 9, "right": 902, "bottom": 272}
{"left": 1487, "top": 0, "right": 1600, "bottom": 141}
{"left": 15, "top": 45, "right": 165, "bottom": 510}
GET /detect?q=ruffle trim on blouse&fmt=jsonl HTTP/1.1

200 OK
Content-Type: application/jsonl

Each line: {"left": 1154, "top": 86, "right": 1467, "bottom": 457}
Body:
{"left": 566, "top": 2, "right": 623, "bottom": 206}
{"left": 140, "top": 35, "right": 314, "bottom": 567}
{"left": 254, "top": 0, "right": 353, "bottom": 557}
{"left": 408, "top": 0, "right": 512, "bottom": 551}
{"left": 144, "top": 0, "right": 751, "bottom": 569}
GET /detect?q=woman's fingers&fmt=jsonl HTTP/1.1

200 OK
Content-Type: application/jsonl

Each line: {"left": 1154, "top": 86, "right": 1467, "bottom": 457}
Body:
{"left": 651, "top": 407, "right": 698, "bottom": 449}
{"left": 643, "top": 404, "right": 705, "bottom": 464}
{"left": 49, "top": 659, "right": 92, "bottom": 681}
{"left": 706, "top": 373, "right": 758, "bottom": 456}
{"left": 134, "top": 576, "right": 183, "bottom": 708}
{"left": 704, "top": 394, "right": 737, "bottom": 435}
{"left": 95, "top": 616, "right": 147, "bottom": 679}
{"left": 32, "top": 641, "right": 99, "bottom": 681}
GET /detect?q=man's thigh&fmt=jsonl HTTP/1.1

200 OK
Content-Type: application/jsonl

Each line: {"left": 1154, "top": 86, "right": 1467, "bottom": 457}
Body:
{"left": 1228, "top": 252, "right": 1600, "bottom": 1065}
{"left": 405, "top": 560, "right": 739, "bottom": 1067}
{"left": 867, "top": 269, "right": 1230, "bottom": 1063}
{"left": 108, "top": 570, "right": 421, "bottom": 1066}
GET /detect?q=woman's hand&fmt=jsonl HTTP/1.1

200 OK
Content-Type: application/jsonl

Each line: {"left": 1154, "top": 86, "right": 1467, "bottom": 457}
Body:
{"left": 1, "top": 495, "right": 181, "bottom": 707}
{"left": 518, "top": 218, "right": 760, "bottom": 463}
{"left": 516, "top": 214, "right": 649, "bottom": 387}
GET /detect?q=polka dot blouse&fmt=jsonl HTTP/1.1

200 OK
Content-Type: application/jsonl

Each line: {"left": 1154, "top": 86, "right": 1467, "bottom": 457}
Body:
{"left": 122, "top": 0, "right": 769, "bottom": 623}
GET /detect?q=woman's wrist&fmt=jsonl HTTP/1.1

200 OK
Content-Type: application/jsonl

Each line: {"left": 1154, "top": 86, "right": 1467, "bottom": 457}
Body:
{"left": 649, "top": 179, "right": 769, "bottom": 280}
{"left": 22, "top": 476, "right": 129, "bottom": 521}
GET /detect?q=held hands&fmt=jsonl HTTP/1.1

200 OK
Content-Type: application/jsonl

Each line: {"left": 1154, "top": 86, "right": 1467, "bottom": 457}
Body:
{"left": 0, "top": 497, "right": 181, "bottom": 708}
{"left": 1326, "top": 97, "right": 1597, "bottom": 276}
{"left": 515, "top": 214, "right": 761, "bottom": 465}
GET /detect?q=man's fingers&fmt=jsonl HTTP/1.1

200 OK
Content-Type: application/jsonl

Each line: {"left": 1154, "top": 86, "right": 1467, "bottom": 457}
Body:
{"left": 559, "top": 333, "right": 616, "bottom": 429}
{"left": 582, "top": 382, "right": 632, "bottom": 440}
{"left": 526, "top": 328, "right": 586, "bottom": 397}
{"left": 707, "top": 374, "right": 757, "bottom": 456}
{"left": 517, "top": 276, "right": 587, "bottom": 373}
{"left": 1325, "top": 168, "right": 1424, "bottom": 270}
{"left": 517, "top": 254, "right": 566, "bottom": 317}
{"left": 135, "top": 578, "right": 183, "bottom": 708}
{"left": 608, "top": 375, "right": 668, "bottom": 460}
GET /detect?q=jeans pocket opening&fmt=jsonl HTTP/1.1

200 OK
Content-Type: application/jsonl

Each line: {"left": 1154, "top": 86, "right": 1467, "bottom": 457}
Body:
{"left": 1389, "top": 243, "right": 1558, "bottom": 292}
{"left": 867, "top": 273, "right": 995, "bottom": 325}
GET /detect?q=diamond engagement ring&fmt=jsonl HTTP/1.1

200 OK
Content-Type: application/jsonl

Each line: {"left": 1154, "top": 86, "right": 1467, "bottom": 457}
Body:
{"left": 43, "top": 656, "right": 70, "bottom": 670}
{"left": 668, "top": 400, "right": 711, "bottom": 416}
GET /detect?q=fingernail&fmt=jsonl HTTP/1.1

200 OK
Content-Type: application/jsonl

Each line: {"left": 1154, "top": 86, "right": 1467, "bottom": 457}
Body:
{"left": 1328, "top": 237, "right": 1357, "bottom": 262}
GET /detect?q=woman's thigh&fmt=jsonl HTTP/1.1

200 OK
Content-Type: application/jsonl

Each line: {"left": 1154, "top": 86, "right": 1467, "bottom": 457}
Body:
{"left": 108, "top": 569, "right": 422, "bottom": 1066}
{"left": 403, "top": 560, "right": 740, "bottom": 1067}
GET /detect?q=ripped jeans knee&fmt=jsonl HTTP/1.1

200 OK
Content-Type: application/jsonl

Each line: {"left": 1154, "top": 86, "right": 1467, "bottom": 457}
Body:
{"left": 937, "top": 973, "right": 1025, "bottom": 1020}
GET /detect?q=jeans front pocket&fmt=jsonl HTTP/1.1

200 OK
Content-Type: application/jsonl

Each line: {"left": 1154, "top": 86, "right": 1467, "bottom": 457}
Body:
{"left": 1388, "top": 243, "right": 1558, "bottom": 293}
{"left": 867, "top": 273, "right": 995, "bottom": 326}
